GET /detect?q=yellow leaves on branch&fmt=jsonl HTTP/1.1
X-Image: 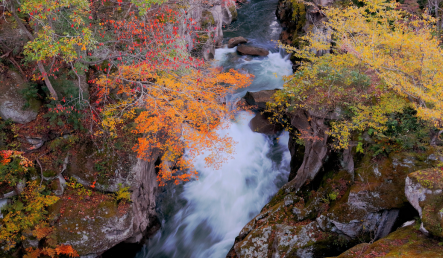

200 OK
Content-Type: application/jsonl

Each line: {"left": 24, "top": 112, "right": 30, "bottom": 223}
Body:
{"left": 318, "top": 0, "right": 443, "bottom": 128}
{"left": 0, "top": 181, "right": 59, "bottom": 251}
{"left": 96, "top": 63, "right": 253, "bottom": 185}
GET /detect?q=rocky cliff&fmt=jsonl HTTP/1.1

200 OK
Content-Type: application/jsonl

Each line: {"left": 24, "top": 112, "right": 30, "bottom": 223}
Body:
{"left": 0, "top": 1, "right": 238, "bottom": 256}
{"left": 228, "top": 90, "right": 443, "bottom": 258}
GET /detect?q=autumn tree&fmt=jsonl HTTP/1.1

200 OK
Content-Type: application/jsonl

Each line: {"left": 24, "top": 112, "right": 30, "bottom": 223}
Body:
{"left": 0, "top": 151, "right": 78, "bottom": 257}
{"left": 274, "top": 0, "right": 443, "bottom": 148}
{"left": 1, "top": 0, "right": 94, "bottom": 100}
{"left": 92, "top": 9, "right": 252, "bottom": 185}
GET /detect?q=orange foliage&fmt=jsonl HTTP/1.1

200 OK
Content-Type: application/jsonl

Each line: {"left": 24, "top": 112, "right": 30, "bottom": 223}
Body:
{"left": 96, "top": 65, "right": 252, "bottom": 185}
{"left": 92, "top": 8, "right": 253, "bottom": 185}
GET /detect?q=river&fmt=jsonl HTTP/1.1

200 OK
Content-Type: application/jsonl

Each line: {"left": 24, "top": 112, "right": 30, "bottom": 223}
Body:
{"left": 135, "top": 0, "right": 293, "bottom": 257}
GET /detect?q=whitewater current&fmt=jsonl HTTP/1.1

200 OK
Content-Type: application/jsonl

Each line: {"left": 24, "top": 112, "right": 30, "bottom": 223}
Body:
{"left": 135, "top": 0, "right": 293, "bottom": 257}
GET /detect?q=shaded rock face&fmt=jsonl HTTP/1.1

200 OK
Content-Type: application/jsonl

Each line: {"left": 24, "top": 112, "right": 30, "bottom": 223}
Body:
{"left": 0, "top": 70, "right": 40, "bottom": 124}
{"left": 249, "top": 112, "right": 283, "bottom": 135}
{"left": 0, "top": 18, "right": 28, "bottom": 53}
{"left": 228, "top": 36, "right": 248, "bottom": 48}
{"left": 126, "top": 157, "right": 161, "bottom": 243}
{"left": 244, "top": 90, "right": 279, "bottom": 110}
{"left": 276, "top": 0, "right": 306, "bottom": 46}
{"left": 335, "top": 225, "right": 443, "bottom": 258}
{"left": 184, "top": 0, "right": 237, "bottom": 60}
{"left": 276, "top": 0, "right": 335, "bottom": 59}
{"left": 62, "top": 140, "right": 161, "bottom": 256}
{"left": 66, "top": 142, "right": 135, "bottom": 193}
{"left": 237, "top": 45, "right": 270, "bottom": 56}
{"left": 406, "top": 168, "right": 443, "bottom": 238}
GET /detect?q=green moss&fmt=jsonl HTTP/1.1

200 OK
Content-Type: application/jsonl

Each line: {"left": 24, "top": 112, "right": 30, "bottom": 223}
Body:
{"left": 43, "top": 170, "right": 57, "bottom": 178}
{"left": 409, "top": 167, "right": 443, "bottom": 190}
{"left": 54, "top": 190, "right": 129, "bottom": 255}
{"left": 229, "top": 6, "right": 237, "bottom": 21}
{"left": 264, "top": 188, "right": 287, "bottom": 211}
{"left": 350, "top": 151, "right": 439, "bottom": 212}
{"left": 335, "top": 226, "right": 443, "bottom": 258}
{"left": 201, "top": 10, "right": 215, "bottom": 28}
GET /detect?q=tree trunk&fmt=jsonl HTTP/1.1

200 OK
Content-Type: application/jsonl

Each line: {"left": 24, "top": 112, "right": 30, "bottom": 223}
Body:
{"left": 283, "top": 109, "right": 329, "bottom": 192}
{"left": 10, "top": 5, "right": 58, "bottom": 100}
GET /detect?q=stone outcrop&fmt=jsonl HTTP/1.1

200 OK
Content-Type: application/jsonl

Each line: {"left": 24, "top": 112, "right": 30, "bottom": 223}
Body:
{"left": 243, "top": 90, "right": 278, "bottom": 110}
{"left": 406, "top": 168, "right": 443, "bottom": 237}
{"left": 54, "top": 200, "right": 133, "bottom": 256}
{"left": 249, "top": 112, "right": 283, "bottom": 135}
{"left": 184, "top": 0, "right": 237, "bottom": 60}
{"left": 334, "top": 225, "right": 443, "bottom": 257}
{"left": 227, "top": 101, "right": 440, "bottom": 258}
{"left": 228, "top": 36, "right": 248, "bottom": 48}
{"left": 0, "top": 70, "right": 40, "bottom": 124}
{"left": 237, "top": 45, "right": 269, "bottom": 56}
{"left": 53, "top": 153, "right": 160, "bottom": 257}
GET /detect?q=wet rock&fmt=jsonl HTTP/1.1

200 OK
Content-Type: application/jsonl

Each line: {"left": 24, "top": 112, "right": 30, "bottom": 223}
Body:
{"left": 243, "top": 90, "right": 278, "bottom": 110}
{"left": 406, "top": 168, "right": 443, "bottom": 237}
{"left": 228, "top": 36, "right": 248, "bottom": 48}
{"left": 237, "top": 45, "right": 269, "bottom": 56}
{"left": 249, "top": 112, "right": 282, "bottom": 135}
{"left": 0, "top": 70, "right": 41, "bottom": 124}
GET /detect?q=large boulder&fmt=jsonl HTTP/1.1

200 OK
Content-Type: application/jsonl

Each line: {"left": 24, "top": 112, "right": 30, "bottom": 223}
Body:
{"left": 53, "top": 191, "right": 133, "bottom": 256}
{"left": 406, "top": 167, "right": 443, "bottom": 237}
{"left": 335, "top": 225, "right": 443, "bottom": 258}
{"left": 0, "top": 18, "right": 29, "bottom": 52}
{"left": 249, "top": 112, "right": 283, "bottom": 135}
{"left": 237, "top": 45, "right": 269, "bottom": 56}
{"left": 228, "top": 36, "right": 248, "bottom": 48}
{"left": 0, "top": 70, "right": 40, "bottom": 124}
{"left": 244, "top": 90, "right": 279, "bottom": 110}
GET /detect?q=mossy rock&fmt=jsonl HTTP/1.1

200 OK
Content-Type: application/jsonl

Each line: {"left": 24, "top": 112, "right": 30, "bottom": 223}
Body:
{"left": 53, "top": 189, "right": 133, "bottom": 256}
{"left": 43, "top": 170, "right": 58, "bottom": 178}
{"left": 201, "top": 10, "right": 215, "bottom": 28}
{"left": 66, "top": 140, "right": 134, "bottom": 192}
{"left": 334, "top": 226, "right": 443, "bottom": 258}
{"left": 229, "top": 5, "right": 237, "bottom": 21}
{"left": 348, "top": 151, "right": 438, "bottom": 213}
{"left": 408, "top": 167, "right": 443, "bottom": 190}
{"left": 0, "top": 71, "right": 41, "bottom": 124}
{"left": 407, "top": 168, "right": 443, "bottom": 238}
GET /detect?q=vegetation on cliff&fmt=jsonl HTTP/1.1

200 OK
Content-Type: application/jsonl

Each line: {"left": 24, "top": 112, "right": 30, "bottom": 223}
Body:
{"left": 270, "top": 0, "right": 443, "bottom": 153}
{"left": 0, "top": 0, "right": 245, "bottom": 255}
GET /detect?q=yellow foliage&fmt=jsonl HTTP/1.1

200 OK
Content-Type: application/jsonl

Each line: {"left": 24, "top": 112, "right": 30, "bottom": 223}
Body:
{"left": 285, "top": 0, "right": 443, "bottom": 128}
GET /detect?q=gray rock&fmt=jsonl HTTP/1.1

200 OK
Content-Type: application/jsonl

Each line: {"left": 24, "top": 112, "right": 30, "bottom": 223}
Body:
{"left": 228, "top": 36, "right": 248, "bottom": 48}
{"left": 25, "top": 136, "right": 45, "bottom": 150}
{"left": 0, "top": 71, "right": 40, "bottom": 124}
{"left": 237, "top": 45, "right": 269, "bottom": 56}
{"left": 374, "top": 209, "right": 400, "bottom": 240}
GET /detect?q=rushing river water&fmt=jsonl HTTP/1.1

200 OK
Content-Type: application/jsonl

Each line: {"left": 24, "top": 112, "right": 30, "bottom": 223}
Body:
{"left": 135, "top": 0, "right": 293, "bottom": 257}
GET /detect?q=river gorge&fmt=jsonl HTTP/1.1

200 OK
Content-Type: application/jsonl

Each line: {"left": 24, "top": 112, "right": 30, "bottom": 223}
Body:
{"left": 1, "top": 0, "right": 443, "bottom": 256}
{"left": 135, "top": 0, "right": 293, "bottom": 256}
